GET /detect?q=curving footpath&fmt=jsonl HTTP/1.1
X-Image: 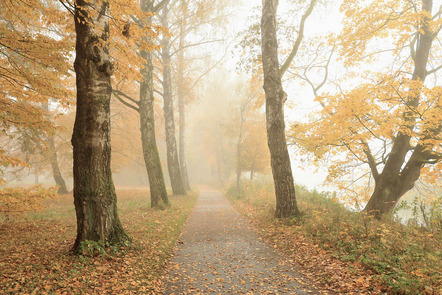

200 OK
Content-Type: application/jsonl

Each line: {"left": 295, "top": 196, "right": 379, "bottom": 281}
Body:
{"left": 163, "top": 186, "right": 330, "bottom": 294}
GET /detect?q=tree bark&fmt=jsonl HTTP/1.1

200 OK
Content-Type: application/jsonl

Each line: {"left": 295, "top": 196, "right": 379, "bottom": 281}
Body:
{"left": 261, "top": 0, "right": 300, "bottom": 218}
{"left": 160, "top": 5, "right": 186, "bottom": 195}
{"left": 364, "top": 0, "right": 436, "bottom": 218}
{"left": 139, "top": 1, "right": 169, "bottom": 207}
{"left": 71, "top": 0, "right": 129, "bottom": 252}
{"left": 177, "top": 28, "right": 191, "bottom": 190}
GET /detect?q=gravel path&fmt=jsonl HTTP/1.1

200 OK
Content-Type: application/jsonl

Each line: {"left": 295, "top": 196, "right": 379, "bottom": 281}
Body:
{"left": 163, "top": 186, "right": 327, "bottom": 294}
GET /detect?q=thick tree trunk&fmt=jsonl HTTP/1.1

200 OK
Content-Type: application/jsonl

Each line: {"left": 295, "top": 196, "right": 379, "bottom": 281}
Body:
{"left": 139, "top": 6, "right": 169, "bottom": 207}
{"left": 261, "top": 0, "right": 300, "bottom": 218}
{"left": 177, "top": 33, "right": 191, "bottom": 190}
{"left": 364, "top": 0, "right": 435, "bottom": 218}
{"left": 160, "top": 5, "right": 186, "bottom": 195}
{"left": 71, "top": 0, "right": 129, "bottom": 252}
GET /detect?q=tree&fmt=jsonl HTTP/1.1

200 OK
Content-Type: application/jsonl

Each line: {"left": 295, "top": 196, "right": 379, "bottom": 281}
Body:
{"left": 0, "top": 0, "right": 74, "bottom": 181}
{"left": 362, "top": 0, "right": 441, "bottom": 218}
{"left": 172, "top": 0, "right": 234, "bottom": 190}
{"left": 138, "top": 0, "right": 169, "bottom": 207}
{"left": 42, "top": 102, "right": 68, "bottom": 194}
{"left": 228, "top": 82, "right": 270, "bottom": 188}
{"left": 241, "top": 115, "right": 271, "bottom": 182}
{"left": 261, "top": 0, "right": 317, "bottom": 218}
{"left": 71, "top": 0, "right": 129, "bottom": 252}
{"left": 113, "top": 0, "right": 170, "bottom": 208}
{"left": 235, "top": 92, "right": 252, "bottom": 190}
{"left": 159, "top": 4, "right": 186, "bottom": 195}
{"left": 292, "top": 0, "right": 442, "bottom": 218}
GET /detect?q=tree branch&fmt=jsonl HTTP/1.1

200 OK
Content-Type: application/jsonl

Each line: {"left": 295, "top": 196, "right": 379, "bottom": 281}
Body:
{"left": 427, "top": 63, "right": 442, "bottom": 75}
{"left": 153, "top": 89, "right": 164, "bottom": 97}
{"left": 153, "top": 0, "right": 169, "bottom": 13}
{"left": 279, "top": 0, "right": 317, "bottom": 78}
{"left": 171, "top": 39, "right": 224, "bottom": 57}
{"left": 112, "top": 90, "right": 140, "bottom": 112}
{"left": 184, "top": 41, "right": 232, "bottom": 96}
{"left": 361, "top": 141, "right": 380, "bottom": 181}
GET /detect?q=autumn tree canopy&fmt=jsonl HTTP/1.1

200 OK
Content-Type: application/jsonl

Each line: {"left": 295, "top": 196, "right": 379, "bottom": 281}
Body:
{"left": 0, "top": 0, "right": 74, "bottom": 180}
{"left": 291, "top": 0, "right": 441, "bottom": 218}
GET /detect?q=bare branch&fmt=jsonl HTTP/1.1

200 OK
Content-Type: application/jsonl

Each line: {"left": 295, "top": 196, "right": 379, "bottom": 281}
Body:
{"left": 427, "top": 63, "right": 442, "bottom": 75}
{"left": 112, "top": 90, "right": 140, "bottom": 112}
{"left": 153, "top": 89, "right": 164, "bottom": 97}
{"left": 279, "top": 0, "right": 317, "bottom": 78}
{"left": 184, "top": 41, "right": 232, "bottom": 96}
{"left": 171, "top": 39, "right": 224, "bottom": 57}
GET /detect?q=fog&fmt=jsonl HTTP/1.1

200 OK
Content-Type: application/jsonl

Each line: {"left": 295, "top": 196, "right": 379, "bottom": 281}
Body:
{"left": 3, "top": 0, "right": 440, "bottom": 221}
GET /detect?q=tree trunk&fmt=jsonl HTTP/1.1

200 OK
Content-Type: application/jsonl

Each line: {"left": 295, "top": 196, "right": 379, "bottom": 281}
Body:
{"left": 48, "top": 135, "right": 68, "bottom": 194}
{"left": 236, "top": 125, "right": 243, "bottom": 190}
{"left": 177, "top": 31, "right": 191, "bottom": 190}
{"left": 236, "top": 104, "right": 245, "bottom": 190}
{"left": 364, "top": 0, "right": 435, "bottom": 218}
{"left": 160, "top": 5, "right": 186, "bottom": 195}
{"left": 42, "top": 102, "right": 68, "bottom": 194}
{"left": 34, "top": 170, "right": 39, "bottom": 185}
{"left": 71, "top": 0, "right": 129, "bottom": 253}
{"left": 139, "top": 3, "right": 169, "bottom": 207}
{"left": 261, "top": 0, "right": 300, "bottom": 218}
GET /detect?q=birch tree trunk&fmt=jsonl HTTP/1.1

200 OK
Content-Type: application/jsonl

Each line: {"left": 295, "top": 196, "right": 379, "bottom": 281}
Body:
{"left": 261, "top": 0, "right": 300, "bottom": 218}
{"left": 160, "top": 5, "right": 186, "bottom": 195}
{"left": 139, "top": 0, "right": 169, "bottom": 207}
{"left": 177, "top": 29, "right": 191, "bottom": 190}
{"left": 71, "top": 0, "right": 129, "bottom": 253}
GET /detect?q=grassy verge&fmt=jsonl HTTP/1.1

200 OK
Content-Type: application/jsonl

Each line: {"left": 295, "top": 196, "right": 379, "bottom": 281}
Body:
{"left": 0, "top": 188, "right": 198, "bottom": 294}
{"left": 227, "top": 182, "right": 441, "bottom": 295}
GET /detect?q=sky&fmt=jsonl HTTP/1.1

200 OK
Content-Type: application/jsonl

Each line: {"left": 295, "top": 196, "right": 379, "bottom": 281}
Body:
{"left": 216, "top": 0, "right": 347, "bottom": 190}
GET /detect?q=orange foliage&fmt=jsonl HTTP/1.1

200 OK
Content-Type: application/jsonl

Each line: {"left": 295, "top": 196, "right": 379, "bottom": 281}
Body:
{"left": 0, "top": 185, "right": 56, "bottom": 217}
{"left": 0, "top": 1, "right": 74, "bottom": 178}
{"left": 290, "top": 0, "right": 441, "bottom": 203}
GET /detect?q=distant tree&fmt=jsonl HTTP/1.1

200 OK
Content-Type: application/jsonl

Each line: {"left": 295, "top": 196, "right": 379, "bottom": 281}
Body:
{"left": 228, "top": 83, "right": 270, "bottom": 189}
{"left": 42, "top": 102, "right": 68, "bottom": 194}
{"left": 172, "top": 0, "right": 234, "bottom": 190}
{"left": 241, "top": 116, "right": 271, "bottom": 183}
{"left": 71, "top": 0, "right": 129, "bottom": 252}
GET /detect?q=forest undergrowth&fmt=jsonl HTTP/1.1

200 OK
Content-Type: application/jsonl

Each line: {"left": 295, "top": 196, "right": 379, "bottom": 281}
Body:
{"left": 228, "top": 182, "right": 441, "bottom": 295}
{"left": 0, "top": 188, "right": 198, "bottom": 294}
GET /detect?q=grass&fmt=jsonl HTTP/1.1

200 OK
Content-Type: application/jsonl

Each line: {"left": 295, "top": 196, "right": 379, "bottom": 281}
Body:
{"left": 227, "top": 182, "right": 441, "bottom": 295}
{"left": 0, "top": 188, "right": 198, "bottom": 294}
